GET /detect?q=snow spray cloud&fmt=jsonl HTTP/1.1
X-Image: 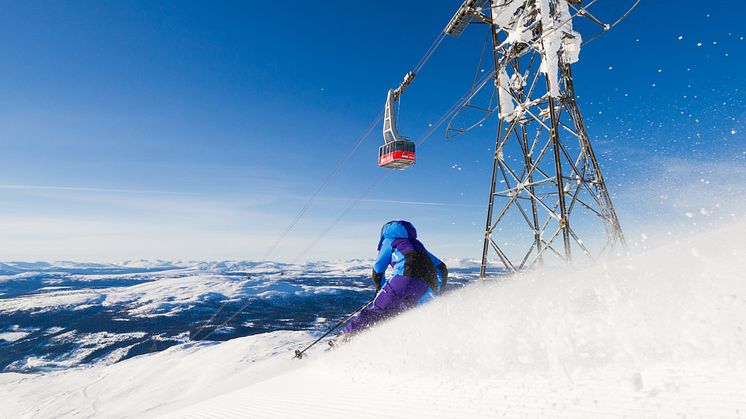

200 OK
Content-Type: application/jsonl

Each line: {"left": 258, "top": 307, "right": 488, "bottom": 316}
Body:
{"left": 615, "top": 156, "right": 746, "bottom": 250}
{"left": 318, "top": 218, "right": 746, "bottom": 392}
{"left": 313, "top": 152, "right": 746, "bottom": 388}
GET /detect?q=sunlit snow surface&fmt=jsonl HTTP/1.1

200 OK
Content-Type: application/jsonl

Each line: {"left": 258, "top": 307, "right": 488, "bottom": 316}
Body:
{"left": 0, "top": 259, "right": 481, "bottom": 373}
{"left": 2, "top": 221, "right": 746, "bottom": 418}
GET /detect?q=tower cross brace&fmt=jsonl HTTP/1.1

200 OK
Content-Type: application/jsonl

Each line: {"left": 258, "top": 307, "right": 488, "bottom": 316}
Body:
{"left": 445, "top": 0, "right": 626, "bottom": 278}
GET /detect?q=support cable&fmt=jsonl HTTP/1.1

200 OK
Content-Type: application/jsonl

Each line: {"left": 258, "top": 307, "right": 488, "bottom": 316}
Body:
{"left": 291, "top": 74, "right": 479, "bottom": 264}
{"left": 192, "top": 30, "right": 448, "bottom": 342}
{"left": 262, "top": 30, "right": 446, "bottom": 262}
{"left": 197, "top": 77, "right": 475, "bottom": 342}
{"left": 261, "top": 113, "right": 383, "bottom": 261}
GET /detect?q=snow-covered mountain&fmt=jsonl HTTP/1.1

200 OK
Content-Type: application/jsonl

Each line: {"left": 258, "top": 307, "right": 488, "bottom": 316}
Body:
{"left": 0, "top": 259, "right": 481, "bottom": 374}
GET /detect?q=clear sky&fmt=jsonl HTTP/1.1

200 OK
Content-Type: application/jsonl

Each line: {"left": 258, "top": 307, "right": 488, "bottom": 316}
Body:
{"left": 0, "top": 1, "right": 744, "bottom": 263}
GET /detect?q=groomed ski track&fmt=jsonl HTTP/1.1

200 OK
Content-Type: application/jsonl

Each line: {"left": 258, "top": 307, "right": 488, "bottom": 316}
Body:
{"left": 3, "top": 221, "right": 746, "bottom": 418}
{"left": 163, "top": 363, "right": 745, "bottom": 418}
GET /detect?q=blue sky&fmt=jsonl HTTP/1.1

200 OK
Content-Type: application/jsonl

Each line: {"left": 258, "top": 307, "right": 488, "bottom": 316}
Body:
{"left": 0, "top": 1, "right": 744, "bottom": 262}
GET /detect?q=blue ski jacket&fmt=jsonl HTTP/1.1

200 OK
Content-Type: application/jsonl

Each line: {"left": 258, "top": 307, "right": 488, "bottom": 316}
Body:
{"left": 373, "top": 220, "right": 448, "bottom": 303}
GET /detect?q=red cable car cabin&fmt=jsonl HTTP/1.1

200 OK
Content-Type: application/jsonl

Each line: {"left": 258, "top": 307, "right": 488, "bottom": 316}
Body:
{"left": 380, "top": 72, "right": 417, "bottom": 169}
{"left": 379, "top": 139, "right": 415, "bottom": 169}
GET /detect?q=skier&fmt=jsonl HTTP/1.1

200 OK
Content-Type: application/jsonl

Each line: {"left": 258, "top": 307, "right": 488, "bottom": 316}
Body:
{"left": 339, "top": 220, "right": 447, "bottom": 337}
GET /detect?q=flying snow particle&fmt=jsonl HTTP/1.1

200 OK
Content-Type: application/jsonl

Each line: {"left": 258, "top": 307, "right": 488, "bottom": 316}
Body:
{"left": 731, "top": 130, "right": 737, "bottom": 135}
{"left": 685, "top": 212, "right": 694, "bottom": 218}
{"left": 678, "top": 36, "right": 683, "bottom": 40}
{"left": 632, "top": 372, "right": 644, "bottom": 391}
{"left": 697, "top": 42, "right": 703, "bottom": 47}
{"left": 699, "top": 208, "right": 709, "bottom": 216}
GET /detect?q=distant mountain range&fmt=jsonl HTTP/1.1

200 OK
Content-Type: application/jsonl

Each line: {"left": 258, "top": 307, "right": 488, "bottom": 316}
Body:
{"left": 0, "top": 259, "right": 482, "bottom": 373}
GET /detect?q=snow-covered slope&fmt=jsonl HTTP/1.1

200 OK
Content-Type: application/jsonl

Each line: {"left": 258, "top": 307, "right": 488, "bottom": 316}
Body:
{"left": 0, "top": 331, "right": 312, "bottom": 418}
{"left": 2, "top": 221, "right": 746, "bottom": 418}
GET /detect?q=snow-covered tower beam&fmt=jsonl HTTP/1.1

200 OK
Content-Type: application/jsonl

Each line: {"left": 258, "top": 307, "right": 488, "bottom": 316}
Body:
{"left": 446, "top": 0, "right": 627, "bottom": 278}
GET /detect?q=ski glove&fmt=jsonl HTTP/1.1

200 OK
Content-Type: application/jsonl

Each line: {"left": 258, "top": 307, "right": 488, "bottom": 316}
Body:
{"left": 372, "top": 269, "right": 383, "bottom": 292}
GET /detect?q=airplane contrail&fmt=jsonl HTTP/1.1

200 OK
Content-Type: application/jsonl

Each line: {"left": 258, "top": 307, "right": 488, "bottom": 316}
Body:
{"left": 0, "top": 184, "right": 192, "bottom": 195}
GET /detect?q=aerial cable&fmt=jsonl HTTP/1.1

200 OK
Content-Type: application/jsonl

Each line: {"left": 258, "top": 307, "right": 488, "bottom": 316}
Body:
{"left": 290, "top": 78, "right": 478, "bottom": 264}
{"left": 291, "top": 171, "right": 392, "bottom": 264}
{"left": 260, "top": 112, "right": 383, "bottom": 261}
{"left": 579, "top": 0, "right": 642, "bottom": 46}
{"left": 192, "top": 114, "right": 381, "bottom": 342}
{"left": 414, "top": 31, "right": 447, "bottom": 73}
{"left": 261, "top": 30, "right": 447, "bottom": 262}
{"left": 414, "top": 32, "right": 442, "bottom": 70}
{"left": 191, "top": 29, "right": 451, "bottom": 342}
{"left": 491, "top": 0, "right": 601, "bottom": 53}
{"left": 266, "top": 0, "right": 643, "bottom": 345}
{"left": 445, "top": 0, "right": 639, "bottom": 142}
{"left": 197, "top": 80, "right": 474, "bottom": 341}
{"left": 190, "top": 115, "right": 381, "bottom": 342}
{"left": 491, "top": 0, "right": 639, "bottom": 54}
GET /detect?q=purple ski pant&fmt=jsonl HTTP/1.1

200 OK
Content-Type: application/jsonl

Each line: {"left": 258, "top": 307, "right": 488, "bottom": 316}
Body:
{"left": 342, "top": 275, "right": 429, "bottom": 334}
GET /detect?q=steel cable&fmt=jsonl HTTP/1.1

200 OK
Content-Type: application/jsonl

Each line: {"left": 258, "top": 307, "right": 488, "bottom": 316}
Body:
{"left": 261, "top": 112, "right": 383, "bottom": 261}
{"left": 191, "top": 31, "right": 449, "bottom": 342}
{"left": 197, "top": 0, "right": 642, "bottom": 342}
{"left": 290, "top": 77, "right": 477, "bottom": 264}
{"left": 196, "top": 63, "right": 472, "bottom": 342}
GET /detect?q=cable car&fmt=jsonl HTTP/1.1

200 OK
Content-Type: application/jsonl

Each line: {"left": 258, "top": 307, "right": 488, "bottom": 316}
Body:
{"left": 379, "top": 139, "right": 415, "bottom": 168}
{"left": 379, "top": 71, "right": 417, "bottom": 169}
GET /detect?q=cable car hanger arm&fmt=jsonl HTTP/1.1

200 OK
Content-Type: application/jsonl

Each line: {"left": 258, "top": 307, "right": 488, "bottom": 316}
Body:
{"left": 383, "top": 71, "right": 417, "bottom": 144}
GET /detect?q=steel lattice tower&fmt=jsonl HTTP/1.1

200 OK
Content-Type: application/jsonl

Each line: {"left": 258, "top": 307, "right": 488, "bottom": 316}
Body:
{"left": 444, "top": 0, "right": 627, "bottom": 278}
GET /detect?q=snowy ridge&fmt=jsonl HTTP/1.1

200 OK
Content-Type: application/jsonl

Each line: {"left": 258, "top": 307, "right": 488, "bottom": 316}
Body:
{"left": 0, "top": 260, "right": 372, "bottom": 316}
{"left": 2, "top": 221, "right": 746, "bottom": 417}
{"left": 0, "top": 261, "right": 176, "bottom": 276}
{"left": 0, "top": 259, "right": 480, "bottom": 374}
{"left": 0, "top": 259, "right": 476, "bottom": 316}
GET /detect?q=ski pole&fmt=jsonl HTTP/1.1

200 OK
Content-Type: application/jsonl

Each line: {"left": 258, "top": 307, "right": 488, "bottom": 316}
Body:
{"left": 293, "top": 296, "right": 376, "bottom": 360}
